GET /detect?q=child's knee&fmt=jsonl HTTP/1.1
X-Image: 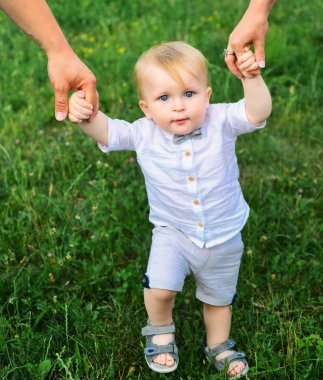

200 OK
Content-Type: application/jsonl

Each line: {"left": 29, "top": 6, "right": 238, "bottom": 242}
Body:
{"left": 147, "top": 288, "right": 177, "bottom": 302}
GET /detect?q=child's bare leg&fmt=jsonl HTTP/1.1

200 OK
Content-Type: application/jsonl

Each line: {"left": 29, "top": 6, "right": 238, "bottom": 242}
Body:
{"left": 203, "top": 304, "right": 246, "bottom": 376}
{"left": 144, "top": 288, "right": 177, "bottom": 367}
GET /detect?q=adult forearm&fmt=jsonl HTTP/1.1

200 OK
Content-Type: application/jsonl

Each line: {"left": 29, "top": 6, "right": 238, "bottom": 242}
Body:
{"left": 242, "top": 77, "right": 272, "bottom": 126}
{"left": 248, "top": 0, "right": 277, "bottom": 15}
{"left": 0, "top": 0, "right": 70, "bottom": 55}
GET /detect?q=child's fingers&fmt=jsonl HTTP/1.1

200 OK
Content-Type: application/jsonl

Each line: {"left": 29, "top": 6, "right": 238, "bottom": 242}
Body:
{"left": 239, "top": 57, "right": 258, "bottom": 71}
{"left": 76, "top": 90, "right": 86, "bottom": 99}
{"left": 69, "top": 107, "right": 91, "bottom": 121}
{"left": 79, "top": 99, "right": 94, "bottom": 110}
{"left": 245, "top": 61, "right": 259, "bottom": 72}
{"left": 69, "top": 113, "right": 82, "bottom": 124}
{"left": 71, "top": 102, "right": 93, "bottom": 116}
{"left": 71, "top": 96, "right": 93, "bottom": 110}
{"left": 240, "top": 61, "right": 259, "bottom": 73}
{"left": 237, "top": 50, "right": 254, "bottom": 64}
{"left": 70, "top": 91, "right": 93, "bottom": 109}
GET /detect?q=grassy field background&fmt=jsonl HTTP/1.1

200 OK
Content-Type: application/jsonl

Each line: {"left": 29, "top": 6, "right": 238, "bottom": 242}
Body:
{"left": 0, "top": 0, "right": 322, "bottom": 379}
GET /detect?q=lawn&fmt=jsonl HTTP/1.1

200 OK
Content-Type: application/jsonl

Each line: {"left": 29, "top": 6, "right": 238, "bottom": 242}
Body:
{"left": 0, "top": 0, "right": 322, "bottom": 379}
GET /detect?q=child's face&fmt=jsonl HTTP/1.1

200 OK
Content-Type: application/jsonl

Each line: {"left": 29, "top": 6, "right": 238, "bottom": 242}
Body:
{"left": 139, "top": 64, "right": 212, "bottom": 135}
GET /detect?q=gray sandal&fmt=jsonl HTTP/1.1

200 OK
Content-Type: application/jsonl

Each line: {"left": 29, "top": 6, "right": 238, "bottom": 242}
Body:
{"left": 142, "top": 322, "right": 179, "bottom": 373}
{"left": 204, "top": 338, "right": 249, "bottom": 379}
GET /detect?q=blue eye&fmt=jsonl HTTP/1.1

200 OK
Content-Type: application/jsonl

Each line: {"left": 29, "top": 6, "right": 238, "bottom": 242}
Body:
{"left": 185, "top": 91, "right": 194, "bottom": 98}
{"left": 160, "top": 95, "right": 169, "bottom": 101}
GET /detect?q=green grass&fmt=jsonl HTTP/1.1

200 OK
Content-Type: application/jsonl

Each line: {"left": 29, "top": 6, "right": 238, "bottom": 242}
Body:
{"left": 0, "top": 0, "right": 322, "bottom": 379}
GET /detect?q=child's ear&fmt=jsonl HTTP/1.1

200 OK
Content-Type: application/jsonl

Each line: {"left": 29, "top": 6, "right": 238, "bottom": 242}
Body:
{"left": 139, "top": 100, "right": 151, "bottom": 118}
{"left": 206, "top": 87, "right": 212, "bottom": 103}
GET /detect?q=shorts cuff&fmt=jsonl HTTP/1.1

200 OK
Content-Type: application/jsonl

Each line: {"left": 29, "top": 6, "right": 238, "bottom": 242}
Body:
{"left": 196, "top": 290, "right": 236, "bottom": 306}
{"left": 149, "top": 281, "right": 183, "bottom": 292}
{"left": 142, "top": 272, "right": 184, "bottom": 292}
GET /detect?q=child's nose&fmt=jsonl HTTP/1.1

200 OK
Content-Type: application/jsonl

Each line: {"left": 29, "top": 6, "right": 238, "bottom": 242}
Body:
{"left": 172, "top": 97, "right": 185, "bottom": 111}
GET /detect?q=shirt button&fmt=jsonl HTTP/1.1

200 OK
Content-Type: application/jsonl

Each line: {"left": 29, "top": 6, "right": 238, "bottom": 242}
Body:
{"left": 185, "top": 151, "right": 191, "bottom": 157}
{"left": 193, "top": 199, "right": 200, "bottom": 205}
{"left": 198, "top": 222, "right": 204, "bottom": 228}
{"left": 188, "top": 176, "right": 195, "bottom": 182}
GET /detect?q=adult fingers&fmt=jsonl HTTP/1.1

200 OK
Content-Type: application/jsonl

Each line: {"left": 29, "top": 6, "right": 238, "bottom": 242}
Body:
{"left": 226, "top": 36, "right": 249, "bottom": 78}
{"left": 229, "top": 33, "right": 246, "bottom": 59}
{"left": 55, "top": 87, "right": 69, "bottom": 121}
{"left": 225, "top": 54, "right": 243, "bottom": 79}
{"left": 85, "top": 87, "right": 99, "bottom": 122}
{"left": 253, "top": 37, "right": 266, "bottom": 68}
{"left": 248, "top": 68, "right": 261, "bottom": 75}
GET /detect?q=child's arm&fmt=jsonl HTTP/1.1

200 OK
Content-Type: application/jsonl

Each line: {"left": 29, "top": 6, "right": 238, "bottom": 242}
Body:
{"left": 69, "top": 90, "right": 109, "bottom": 146}
{"left": 237, "top": 49, "right": 272, "bottom": 126}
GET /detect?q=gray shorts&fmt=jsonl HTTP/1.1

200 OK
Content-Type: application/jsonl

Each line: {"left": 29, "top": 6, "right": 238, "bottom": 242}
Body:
{"left": 143, "top": 225, "right": 244, "bottom": 306}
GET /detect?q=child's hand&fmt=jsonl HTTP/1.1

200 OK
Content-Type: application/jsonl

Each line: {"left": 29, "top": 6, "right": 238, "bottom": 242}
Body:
{"left": 68, "top": 90, "right": 94, "bottom": 124}
{"left": 237, "top": 48, "right": 260, "bottom": 79}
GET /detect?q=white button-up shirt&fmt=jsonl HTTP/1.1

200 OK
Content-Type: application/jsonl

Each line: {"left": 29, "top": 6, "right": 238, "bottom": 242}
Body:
{"left": 99, "top": 99, "right": 265, "bottom": 248}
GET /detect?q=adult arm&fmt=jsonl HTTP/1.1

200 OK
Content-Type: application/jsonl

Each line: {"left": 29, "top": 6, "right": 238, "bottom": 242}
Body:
{"left": 0, "top": 0, "right": 98, "bottom": 121}
{"left": 226, "top": 0, "right": 277, "bottom": 78}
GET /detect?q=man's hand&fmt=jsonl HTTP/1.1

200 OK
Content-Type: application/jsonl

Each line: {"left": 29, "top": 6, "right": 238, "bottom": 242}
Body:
{"left": 47, "top": 48, "right": 98, "bottom": 122}
{"left": 0, "top": 0, "right": 99, "bottom": 122}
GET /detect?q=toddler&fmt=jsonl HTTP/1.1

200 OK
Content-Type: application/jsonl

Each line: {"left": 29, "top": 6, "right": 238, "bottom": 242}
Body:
{"left": 68, "top": 41, "right": 271, "bottom": 378}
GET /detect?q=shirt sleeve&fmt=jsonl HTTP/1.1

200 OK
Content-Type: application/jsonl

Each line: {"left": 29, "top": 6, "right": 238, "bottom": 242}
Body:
{"left": 225, "top": 98, "right": 266, "bottom": 137}
{"left": 98, "top": 117, "right": 142, "bottom": 153}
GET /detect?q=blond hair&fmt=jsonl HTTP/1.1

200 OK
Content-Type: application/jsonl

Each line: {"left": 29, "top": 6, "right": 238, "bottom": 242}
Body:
{"left": 134, "top": 41, "right": 209, "bottom": 98}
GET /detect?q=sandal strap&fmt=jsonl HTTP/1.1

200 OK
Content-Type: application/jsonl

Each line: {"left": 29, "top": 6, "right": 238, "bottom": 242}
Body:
{"left": 142, "top": 321, "right": 179, "bottom": 370}
{"left": 207, "top": 338, "right": 236, "bottom": 357}
{"left": 142, "top": 323, "right": 175, "bottom": 337}
{"left": 214, "top": 351, "right": 247, "bottom": 371}
{"left": 144, "top": 343, "right": 178, "bottom": 356}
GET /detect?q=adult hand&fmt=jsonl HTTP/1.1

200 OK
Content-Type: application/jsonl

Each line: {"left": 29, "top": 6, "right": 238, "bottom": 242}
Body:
{"left": 0, "top": 0, "right": 99, "bottom": 122}
{"left": 47, "top": 48, "right": 98, "bottom": 122}
{"left": 225, "top": 5, "right": 269, "bottom": 78}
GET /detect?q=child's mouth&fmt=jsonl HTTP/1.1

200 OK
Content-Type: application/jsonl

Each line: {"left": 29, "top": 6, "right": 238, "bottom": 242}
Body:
{"left": 173, "top": 118, "right": 188, "bottom": 125}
